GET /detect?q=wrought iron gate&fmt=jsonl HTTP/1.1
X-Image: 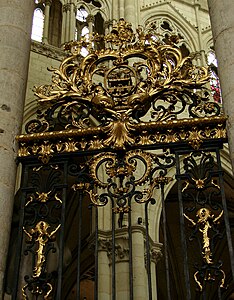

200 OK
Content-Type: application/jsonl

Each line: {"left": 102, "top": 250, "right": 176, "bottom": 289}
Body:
{"left": 5, "top": 19, "right": 234, "bottom": 299}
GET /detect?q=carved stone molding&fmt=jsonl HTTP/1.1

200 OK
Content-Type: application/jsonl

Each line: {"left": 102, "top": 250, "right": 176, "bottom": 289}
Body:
{"left": 97, "top": 238, "right": 112, "bottom": 255}
{"left": 150, "top": 244, "right": 163, "bottom": 264}
{"left": 88, "top": 230, "right": 130, "bottom": 263}
{"left": 88, "top": 227, "right": 163, "bottom": 265}
{"left": 31, "top": 41, "right": 65, "bottom": 61}
{"left": 72, "top": 4, "right": 77, "bottom": 13}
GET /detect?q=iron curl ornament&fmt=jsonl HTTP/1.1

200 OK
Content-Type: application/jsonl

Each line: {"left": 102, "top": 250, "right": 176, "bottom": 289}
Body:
{"left": 85, "top": 149, "right": 175, "bottom": 229}
{"left": 17, "top": 19, "right": 226, "bottom": 161}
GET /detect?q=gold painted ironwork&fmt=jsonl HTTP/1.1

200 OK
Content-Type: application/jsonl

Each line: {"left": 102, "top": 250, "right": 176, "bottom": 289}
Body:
{"left": 89, "top": 150, "right": 152, "bottom": 189}
{"left": 22, "top": 221, "right": 60, "bottom": 299}
{"left": 16, "top": 19, "right": 228, "bottom": 298}
{"left": 25, "top": 191, "right": 62, "bottom": 206}
{"left": 17, "top": 117, "right": 227, "bottom": 162}
{"left": 184, "top": 208, "right": 225, "bottom": 290}
{"left": 16, "top": 19, "right": 226, "bottom": 162}
{"left": 22, "top": 282, "right": 53, "bottom": 300}
{"left": 23, "top": 221, "right": 61, "bottom": 278}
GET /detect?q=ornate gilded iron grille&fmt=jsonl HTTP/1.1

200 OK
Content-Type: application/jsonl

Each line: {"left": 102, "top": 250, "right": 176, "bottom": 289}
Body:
{"left": 6, "top": 19, "right": 234, "bottom": 299}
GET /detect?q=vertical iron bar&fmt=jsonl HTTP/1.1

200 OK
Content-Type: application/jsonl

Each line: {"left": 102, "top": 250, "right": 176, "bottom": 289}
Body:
{"left": 202, "top": 288, "right": 207, "bottom": 300}
{"left": 76, "top": 189, "right": 84, "bottom": 300}
{"left": 145, "top": 201, "right": 152, "bottom": 300}
{"left": 12, "top": 164, "right": 28, "bottom": 300}
{"left": 175, "top": 152, "right": 191, "bottom": 300}
{"left": 216, "top": 148, "right": 234, "bottom": 278}
{"left": 160, "top": 183, "right": 171, "bottom": 300}
{"left": 111, "top": 203, "right": 116, "bottom": 300}
{"left": 56, "top": 161, "right": 68, "bottom": 300}
{"left": 128, "top": 202, "right": 133, "bottom": 300}
{"left": 218, "top": 286, "right": 222, "bottom": 300}
{"left": 94, "top": 205, "right": 99, "bottom": 300}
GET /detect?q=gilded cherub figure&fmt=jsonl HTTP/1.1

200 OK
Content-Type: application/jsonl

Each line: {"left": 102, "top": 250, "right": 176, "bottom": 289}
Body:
{"left": 184, "top": 208, "right": 223, "bottom": 264}
{"left": 24, "top": 221, "right": 60, "bottom": 278}
{"left": 184, "top": 208, "right": 224, "bottom": 291}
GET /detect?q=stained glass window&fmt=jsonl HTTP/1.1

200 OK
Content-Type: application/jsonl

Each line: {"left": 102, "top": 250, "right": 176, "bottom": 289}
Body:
{"left": 207, "top": 51, "right": 222, "bottom": 103}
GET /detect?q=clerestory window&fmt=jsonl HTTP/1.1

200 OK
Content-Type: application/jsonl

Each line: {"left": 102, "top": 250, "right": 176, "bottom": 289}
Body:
{"left": 75, "top": 6, "right": 90, "bottom": 57}
{"left": 31, "top": 7, "right": 45, "bottom": 42}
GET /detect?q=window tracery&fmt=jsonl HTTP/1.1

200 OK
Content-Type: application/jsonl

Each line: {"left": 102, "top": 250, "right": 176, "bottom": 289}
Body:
{"left": 83, "top": 0, "right": 102, "bottom": 8}
{"left": 146, "top": 18, "right": 191, "bottom": 58}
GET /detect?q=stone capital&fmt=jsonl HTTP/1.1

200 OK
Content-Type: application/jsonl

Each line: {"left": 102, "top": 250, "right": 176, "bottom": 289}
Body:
{"left": 86, "top": 14, "right": 95, "bottom": 24}
{"left": 104, "top": 20, "right": 112, "bottom": 29}
{"left": 63, "top": 3, "right": 71, "bottom": 13}
{"left": 45, "top": 0, "right": 52, "bottom": 6}
{"left": 150, "top": 247, "right": 163, "bottom": 264}
{"left": 88, "top": 230, "right": 130, "bottom": 263}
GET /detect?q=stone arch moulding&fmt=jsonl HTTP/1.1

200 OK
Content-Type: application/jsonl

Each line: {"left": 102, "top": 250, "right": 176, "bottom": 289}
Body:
{"left": 92, "top": 7, "right": 109, "bottom": 22}
{"left": 76, "top": 2, "right": 92, "bottom": 15}
{"left": 76, "top": 0, "right": 111, "bottom": 18}
{"left": 92, "top": 0, "right": 111, "bottom": 19}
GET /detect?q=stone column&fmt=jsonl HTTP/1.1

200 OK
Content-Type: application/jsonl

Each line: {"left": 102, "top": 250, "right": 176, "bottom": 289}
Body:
{"left": 119, "top": 0, "right": 124, "bottom": 19}
{"left": 112, "top": 0, "right": 119, "bottom": 21}
{"left": 0, "top": 0, "right": 34, "bottom": 296}
{"left": 69, "top": 3, "right": 77, "bottom": 41}
{"left": 42, "top": 0, "right": 52, "bottom": 44}
{"left": 61, "top": 4, "right": 67, "bottom": 44}
{"left": 104, "top": 20, "right": 111, "bottom": 49}
{"left": 132, "top": 227, "right": 148, "bottom": 300}
{"left": 194, "top": 2, "right": 206, "bottom": 66}
{"left": 124, "top": 0, "right": 138, "bottom": 30}
{"left": 97, "top": 236, "right": 111, "bottom": 299}
{"left": 208, "top": 0, "right": 234, "bottom": 174}
{"left": 87, "top": 14, "right": 94, "bottom": 36}
{"left": 61, "top": 3, "right": 71, "bottom": 43}
{"left": 104, "top": 20, "right": 110, "bottom": 35}
{"left": 66, "top": 4, "right": 71, "bottom": 42}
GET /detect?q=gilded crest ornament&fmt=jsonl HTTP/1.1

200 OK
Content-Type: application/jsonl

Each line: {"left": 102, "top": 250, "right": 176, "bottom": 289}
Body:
{"left": 17, "top": 19, "right": 226, "bottom": 160}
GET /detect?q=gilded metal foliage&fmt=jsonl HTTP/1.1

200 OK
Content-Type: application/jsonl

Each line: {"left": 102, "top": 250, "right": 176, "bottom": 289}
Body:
{"left": 17, "top": 19, "right": 226, "bottom": 160}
